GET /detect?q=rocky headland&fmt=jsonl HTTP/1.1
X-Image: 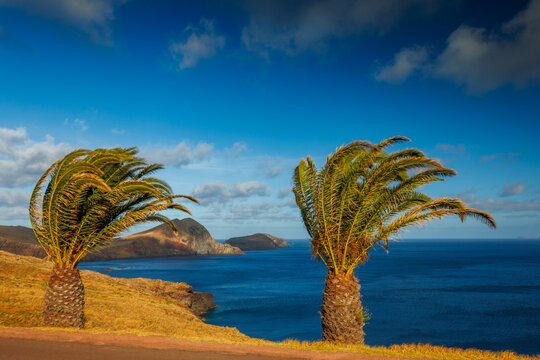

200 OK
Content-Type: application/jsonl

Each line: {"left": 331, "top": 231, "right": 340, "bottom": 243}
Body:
{"left": 225, "top": 233, "right": 290, "bottom": 251}
{"left": 113, "top": 276, "right": 216, "bottom": 316}
{"left": 0, "top": 218, "right": 243, "bottom": 261}
{"left": 85, "top": 218, "right": 243, "bottom": 261}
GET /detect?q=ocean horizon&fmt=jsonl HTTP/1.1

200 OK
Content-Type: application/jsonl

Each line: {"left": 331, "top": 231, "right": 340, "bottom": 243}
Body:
{"left": 80, "top": 239, "right": 540, "bottom": 355}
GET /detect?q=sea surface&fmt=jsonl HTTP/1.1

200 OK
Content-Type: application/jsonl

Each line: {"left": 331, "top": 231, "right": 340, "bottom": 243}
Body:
{"left": 79, "top": 239, "right": 540, "bottom": 355}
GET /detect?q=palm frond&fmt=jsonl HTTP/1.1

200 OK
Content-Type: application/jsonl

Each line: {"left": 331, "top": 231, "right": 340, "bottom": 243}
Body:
{"left": 292, "top": 137, "right": 496, "bottom": 276}
{"left": 29, "top": 147, "right": 197, "bottom": 268}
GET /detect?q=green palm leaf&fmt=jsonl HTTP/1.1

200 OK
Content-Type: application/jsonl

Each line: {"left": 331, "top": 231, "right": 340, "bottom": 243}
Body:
{"left": 293, "top": 137, "right": 496, "bottom": 276}
{"left": 29, "top": 147, "right": 197, "bottom": 268}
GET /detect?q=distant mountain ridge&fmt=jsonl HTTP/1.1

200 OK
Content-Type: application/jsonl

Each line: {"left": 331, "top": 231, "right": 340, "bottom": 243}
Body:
{"left": 0, "top": 218, "right": 243, "bottom": 261}
{"left": 0, "top": 225, "right": 46, "bottom": 258}
{"left": 225, "top": 233, "right": 290, "bottom": 251}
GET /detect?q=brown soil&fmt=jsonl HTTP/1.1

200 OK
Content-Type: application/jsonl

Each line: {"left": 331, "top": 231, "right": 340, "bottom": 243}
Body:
{"left": 0, "top": 328, "right": 414, "bottom": 360}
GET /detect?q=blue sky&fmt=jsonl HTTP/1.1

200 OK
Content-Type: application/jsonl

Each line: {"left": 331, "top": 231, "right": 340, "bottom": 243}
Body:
{"left": 1, "top": 0, "right": 539, "bottom": 239}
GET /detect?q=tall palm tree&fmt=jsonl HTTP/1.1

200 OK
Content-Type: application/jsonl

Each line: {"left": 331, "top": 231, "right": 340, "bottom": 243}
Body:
{"left": 292, "top": 136, "right": 496, "bottom": 344}
{"left": 29, "top": 147, "right": 197, "bottom": 328}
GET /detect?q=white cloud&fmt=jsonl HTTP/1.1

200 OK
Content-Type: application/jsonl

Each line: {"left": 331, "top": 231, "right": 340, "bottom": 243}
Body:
{"left": 0, "top": 190, "right": 30, "bottom": 222}
{"left": 0, "top": 127, "right": 26, "bottom": 154}
{"left": 433, "top": 0, "right": 540, "bottom": 93}
{"left": 0, "top": 127, "right": 72, "bottom": 187}
{"left": 111, "top": 128, "right": 125, "bottom": 135}
{"left": 192, "top": 142, "right": 213, "bottom": 159}
{"left": 170, "top": 19, "right": 225, "bottom": 69}
{"left": 192, "top": 181, "right": 270, "bottom": 204}
{"left": 241, "top": 0, "right": 439, "bottom": 57}
{"left": 228, "top": 201, "right": 291, "bottom": 221}
{"left": 0, "top": 190, "right": 30, "bottom": 207}
{"left": 200, "top": 200, "right": 297, "bottom": 222}
{"left": 374, "top": 46, "right": 429, "bottom": 84}
{"left": 0, "top": 205, "right": 28, "bottom": 222}
{"left": 500, "top": 182, "right": 526, "bottom": 197}
{"left": 145, "top": 141, "right": 213, "bottom": 167}
{"left": 0, "top": 0, "right": 127, "bottom": 45}
{"left": 376, "top": 1, "right": 540, "bottom": 93}
{"left": 229, "top": 182, "right": 270, "bottom": 198}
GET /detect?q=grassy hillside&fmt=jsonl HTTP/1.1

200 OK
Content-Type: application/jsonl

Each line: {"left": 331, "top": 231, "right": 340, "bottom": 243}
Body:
{"left": 0, "top": 250, "right": 247, "bottom": 342}
{"left": 0, "top": 250, "right": 537, "bottom": 360}
{"left": 0, "top": 225, "right": 38, "bottom": 244}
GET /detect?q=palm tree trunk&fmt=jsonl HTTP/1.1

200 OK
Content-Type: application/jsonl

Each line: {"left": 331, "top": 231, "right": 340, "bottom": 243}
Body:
{"left": 321, "top": 272, "right": 364, "bottom": 344}
{"left": 43, "top": 265, "right": 85, "bottom": 328}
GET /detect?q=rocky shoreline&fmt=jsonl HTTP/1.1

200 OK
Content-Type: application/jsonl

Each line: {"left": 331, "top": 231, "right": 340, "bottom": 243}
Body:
{"left": 112, "top": 276, "right": 216, "bottom": 316}
{"left": 225, "top": 233, "right": 289, "bottom": 251}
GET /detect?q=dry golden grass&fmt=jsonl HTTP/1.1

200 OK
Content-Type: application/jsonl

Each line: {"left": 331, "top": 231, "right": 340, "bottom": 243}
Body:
{"left": 0, "top": 250, "right": 537, "bottom": 360}
{"left": 280, "top": 340, "right": 540, "bottom": 360}
{"left": 0, "top": 250, "right": 249, "bottom": 342}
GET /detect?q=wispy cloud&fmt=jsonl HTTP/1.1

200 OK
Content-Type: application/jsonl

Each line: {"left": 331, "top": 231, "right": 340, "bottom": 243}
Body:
{"left": 435, "top": 143, "right": 466, "bottom": 155}
{"left": 0, "top": 205, "right": 28, "bottom": 222}
{"left": 224, "top": 142, "right": 248, "bottom": 158}
{"left": 433, "top": 0, "right": 540, "bottom": 94}
{"left": 170, "top": 18, "right": 225, "bottom": 69}
{"left": 256, "top": 155, "right": 285, "bottom": 178}
{"left": 144, "top": 141, "right": 213, "bottom": 167}
{"left": 192, "top": 181, "right": 270, "bottom": 205}
{"left": 227, "top": 201, "right": 294, "bottom": 221}
{"left": 480, "top": 152, "right": 520, "bottom": 166}
{"left": 500, "top": 182, "right": 526, "bottom": 197}
{"left": 64, "top": 118, "right": 88, "bottom": 131}
{"left": 242, "top": 0, "right": 440, "bottom": 57}
{"left": 459, "top": 190, "right": 540, "bottom": 212}
{"left": 199, "top": 200, "right": 297, "bottom": 222}
{"left": 0, "top": 0, "right": 127, "bottom": 45}
{"left": 0, "top": 127, "right": 72, "bottom": 187}
{"left": 377, "top": 0, "right": 540, "bottom": 93}
{"left": 374, "top": 46, "right": 429, "bottom": 84}
{"left": 0, "top": 189, "right": 30, "bottom": 207}
{"left": 111, "top": 128, "right": 125, "bottom": 135}
{"left": 278, "top": 187, "right": 291, "bottom": 199}
{"left": 0, "top": 190, "right": 30, "bottom": 222}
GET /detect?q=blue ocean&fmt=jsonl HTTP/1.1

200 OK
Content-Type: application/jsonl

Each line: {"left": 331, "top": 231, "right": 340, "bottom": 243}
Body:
{"left": 79, "top": 239, "right": 540, "bottom": 355}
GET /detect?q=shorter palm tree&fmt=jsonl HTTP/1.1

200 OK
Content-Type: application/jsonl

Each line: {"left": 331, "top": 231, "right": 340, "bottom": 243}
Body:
{"left": 29, "top": 147, "right": 197, "bottom": 328}
{"left": 293, "top": 136, "right": 496, "bottom": 344}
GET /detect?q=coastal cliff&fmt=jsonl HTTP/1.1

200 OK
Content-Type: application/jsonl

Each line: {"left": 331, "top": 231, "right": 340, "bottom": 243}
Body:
{"left": 0, "top": 218, "right": 243, "bottom": 261}
{"left": 225, "top": 233, "right": 290, "bottom": 251}
{"left": 114, "top": 276, "right": 216, "bottom": 316}
{"left": 86, "top": 218, "right": 243, "bottom": 261}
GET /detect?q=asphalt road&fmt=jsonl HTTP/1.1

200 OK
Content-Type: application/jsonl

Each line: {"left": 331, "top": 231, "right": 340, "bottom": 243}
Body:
{"left": 0, "top": 338, "right": 304, "bottom": 360}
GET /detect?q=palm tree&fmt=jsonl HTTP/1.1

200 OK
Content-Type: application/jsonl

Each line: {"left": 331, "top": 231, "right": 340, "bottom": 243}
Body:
{"left": 29, "top": 147, "right": 197, "bottom": 328}
{"left": 292, "top": 136, "right": 496, "bottom": 344}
